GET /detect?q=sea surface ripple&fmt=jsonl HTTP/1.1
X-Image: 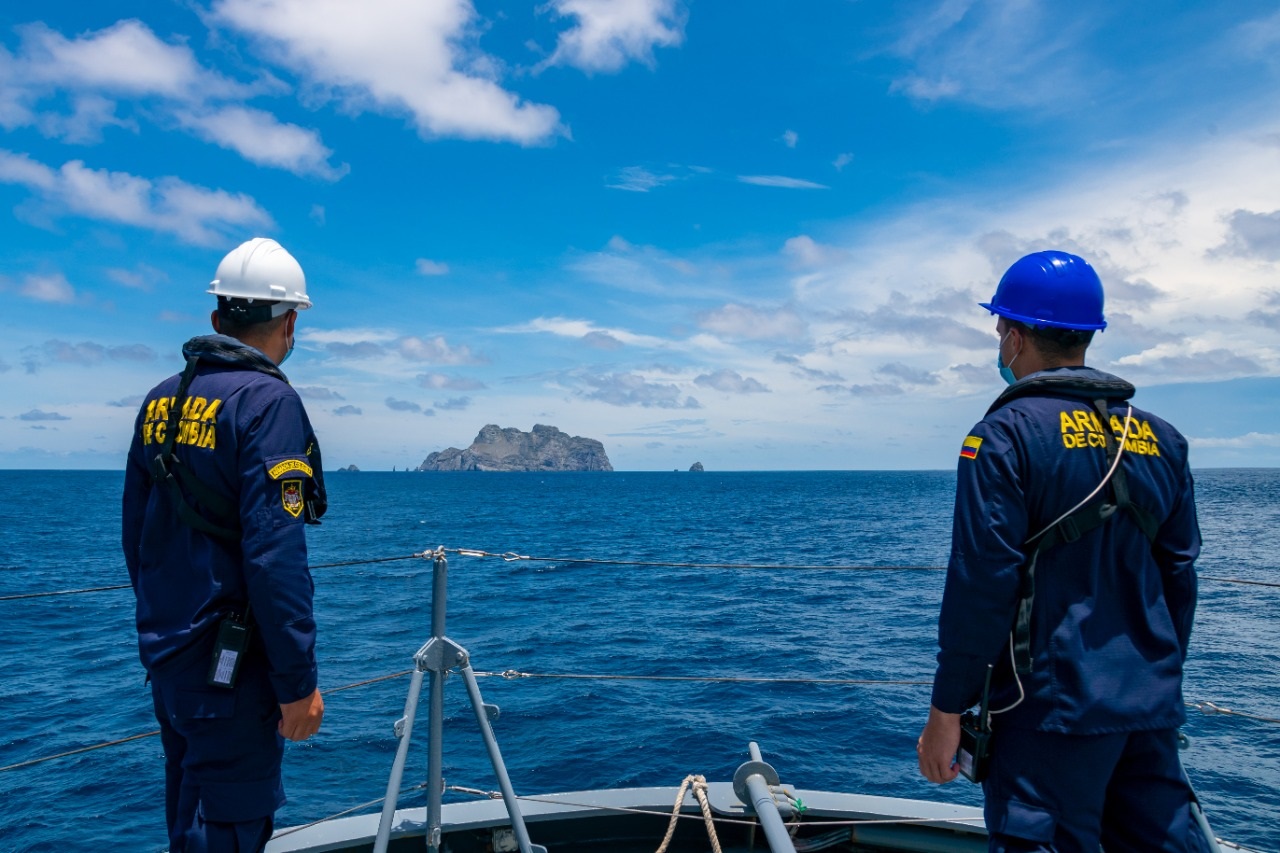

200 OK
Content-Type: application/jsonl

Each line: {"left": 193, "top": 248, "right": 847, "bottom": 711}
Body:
{"left": 0, "top": 469, "right": 1277, "bottom": 851}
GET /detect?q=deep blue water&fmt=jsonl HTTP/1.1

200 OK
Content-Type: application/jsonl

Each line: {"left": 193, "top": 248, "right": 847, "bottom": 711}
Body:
{"left": 1, "top": 470, "right": 1277, "bottom": 851}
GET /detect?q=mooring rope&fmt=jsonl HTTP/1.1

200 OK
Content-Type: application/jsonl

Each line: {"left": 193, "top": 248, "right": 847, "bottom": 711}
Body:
{"left": 654, "top": 775, "right": 722, "bottom": 853}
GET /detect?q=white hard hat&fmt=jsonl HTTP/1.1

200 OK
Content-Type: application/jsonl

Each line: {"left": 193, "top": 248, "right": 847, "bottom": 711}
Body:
{"left": 208, "top": 237, "right": 311, "bottom": 313}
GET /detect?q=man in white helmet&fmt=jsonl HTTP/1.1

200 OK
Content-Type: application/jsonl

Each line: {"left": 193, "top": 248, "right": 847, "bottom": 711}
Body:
{"left": 123, "top": 237, "right": 327, "bottom": 852}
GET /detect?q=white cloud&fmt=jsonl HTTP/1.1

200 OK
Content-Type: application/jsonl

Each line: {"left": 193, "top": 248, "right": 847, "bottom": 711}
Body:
{"left": 0, "top": 150, "right": 273, "bottom": 245}
{"left": 175, "top": 106, "right": 347, "bottom": 180}
{"left": 418, "top": 372, "right": 485, "bottom": 391}
{"left": 385, "top": 397, "right": 422, "bottom": 412}
{"left": 887, "top": 0, "right": 1091, "bottom": 110}
{"left": 214, "top": 0, "right": 563, "bottom": 145}
{"left": 11, "top": 20, "right": 243, "bottom": 100}
{"left": 397, "top": 335, "right": 483, "bottom": 364}
{"left": 738, "top": 175, "right": 829, "bottom": 190}
{"left": 699, "top": 304, "right": 808, "bottom": 342}
{"left": 694, "top": 369, "right": 769, "bottom": 394}
{"left": 301, "top": 327, "right": 398, "bottom": 345}
{"left": 783, "top": 235, "right": 847, "bottom": 267}
{"left": 606, "top": 165, "right": 675, "bottom": 192}
{"left": 782, "top": 129, "right": 798, "bottom": 148}
{"left": 415, "top": 258, "right": 450, "bottom": 276}
{"left": 1212, "top": 209, "right": 1280, "bottom": 261}
{"left": 833, "top": 152, "right": 854, "bottom": 171}
{"left": 506, "top": 316, "right": 671, "bottom": 349}
{"left": 540, "top": 0, "right": 686, "bottom": 73}
{"left": 1190, "top": 431, "right": 1280, "bottom": 449}
{"left": 20, "top": 273, "right": 75, "bottom": 304}
{"left": 577, "top": 371, "right": 700, "bottom": 409}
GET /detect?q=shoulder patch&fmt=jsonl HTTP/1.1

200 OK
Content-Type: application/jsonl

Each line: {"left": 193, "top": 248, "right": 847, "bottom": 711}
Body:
{"left": 268, "top": 458, "right": 313, "bottom": 480}
{"left": 281, "top": 480, "right": 304, "bottom": 517}
{"left": 959, "top": 435, "right": 983, "bottom": 460}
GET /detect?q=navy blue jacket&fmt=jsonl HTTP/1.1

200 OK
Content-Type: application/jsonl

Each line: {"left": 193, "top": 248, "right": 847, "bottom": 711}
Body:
{"left": 932, "top": 367, "right": 1199, "bottom": 734}
{"left": 122, "top": 335, "right": 323, "bottom": 705}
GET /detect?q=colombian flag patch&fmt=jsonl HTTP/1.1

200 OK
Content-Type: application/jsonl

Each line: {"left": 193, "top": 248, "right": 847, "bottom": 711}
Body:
{"left": 960, "top": 435, "right": 982, "bottom": 460}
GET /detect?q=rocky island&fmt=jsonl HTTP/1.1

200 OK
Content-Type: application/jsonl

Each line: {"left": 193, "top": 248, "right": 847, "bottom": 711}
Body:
{"left": 417, "top": 424, "right": 613, "bottom": 472}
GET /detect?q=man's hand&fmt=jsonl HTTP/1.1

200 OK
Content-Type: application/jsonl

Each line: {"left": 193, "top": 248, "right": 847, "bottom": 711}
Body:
{"left": 917, "top": 705, "right": 961, "bottom": 783}
{"left": 279, "top": 687, "right": 324, "bottom": 742}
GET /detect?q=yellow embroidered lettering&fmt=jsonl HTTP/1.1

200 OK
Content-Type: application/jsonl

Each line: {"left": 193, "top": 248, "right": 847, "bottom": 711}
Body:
{"left": 1060, "top": 412, "right": 1079, "bottom": 433}
{"left": 1073, "top": 410, "right": 1094, "bottom": 433}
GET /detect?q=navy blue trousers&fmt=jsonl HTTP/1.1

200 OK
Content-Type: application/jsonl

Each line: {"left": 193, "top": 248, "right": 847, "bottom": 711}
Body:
{"left": 151, "top": 647, "right": 285, "bottom": 853}
{"left": 982, "top": 727, "right": 1212, "bottom": 852}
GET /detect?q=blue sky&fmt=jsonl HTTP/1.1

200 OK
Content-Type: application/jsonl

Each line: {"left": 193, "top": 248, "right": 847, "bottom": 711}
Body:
{"left": 2, "top": 1, "right": 1279, "bottom": 470}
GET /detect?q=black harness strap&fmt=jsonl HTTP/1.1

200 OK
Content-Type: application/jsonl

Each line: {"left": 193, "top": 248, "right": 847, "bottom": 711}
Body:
{"left": 1011, "top": 397, "right": 1159, "bottom": 674}
{"left": 148, "top": 356, "right": 242, "bottom": 543}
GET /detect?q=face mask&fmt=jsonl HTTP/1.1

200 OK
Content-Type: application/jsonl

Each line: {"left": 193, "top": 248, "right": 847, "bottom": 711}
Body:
{"left": 997, "top": 331, "right": 1020, "bottom": 385}
{"left": 280, "top": 332, "right": 295, "bottom": 365}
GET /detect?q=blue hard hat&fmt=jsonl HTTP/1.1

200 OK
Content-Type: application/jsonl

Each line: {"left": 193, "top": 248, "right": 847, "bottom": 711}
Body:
{"left": 980, "top": 250, "right": 1106, "bottom": 331}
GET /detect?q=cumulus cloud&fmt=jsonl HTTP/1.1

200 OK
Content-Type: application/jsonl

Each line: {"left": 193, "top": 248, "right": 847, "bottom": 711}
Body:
{"left": 1191, "top": 431, "right": 1280, "bottom": 449}
{"left": 415, "top": 258, "right": 449, "bottom": 276}
{"left": 507, "top": 316, "right": 670, "bottom": 349}
{"left": 833, "top": 152, "right": 854, "bottom": 171}
{"left": 582, "top": 331, "right": 625, "bottom": 350}
{"left": 774, "top": 353, "right": 844, "bottom": 383}
{"left": 782, "top": 129, "right": 798, "bottom": 148}
{"left": 820, "top": 382, "right": 905, "bottom": 397}
{"left": 783, "top": 235, "right": 847, "bottom": 267}
{"left": 699, "top": 303, "right": 808, "bottom": 342}
{"left": 20, "top": 272, "right": 76, "bottom": 303}
{"left": 0, "top": 150, "right": 273, "bottom": 245}
{"left": 1113, "top": 346, "right": 1263, "bottom": 379}
{"left": 21, "top": 339, "right": 157, "bottom": 372}
{"left": 417, "top": 372, "right": 486, "bottom": 391}
{"left": 398, "top": 335, "right": 483, "bottom": 364}
{"left": 333, "top": 405, "right": 362, "bottom": 416}
{"left": 18, "top": 409, "right": 70, "bottom": 421}
{"left": 0, "top": 20, "right": 345, "bottom": 179}
{"left": 577, "top": 371, "right": 700, "bottom": 408}
{"left": 876, "top": 362, "right": 940, "bottom": 385}
{"left": 837, "top": 301, "right": 993, "bottom": 350}
{"left": 540, "top": 0, "right": 686, "bottom": 73}
{"left": 737, "top": 175, "right": 829, "bottom": 190}
{"left": 214, "top": 0, "right": 563, "bottom": 145}
{"left": 386, "top": 397, "right": 422, "bottom": 412}
{"left": 1247, "top": 291, "right": 1280, "bottom": 331}
{"left": 1212, "top": 209, "right": 1280, "bottom": 261}
{"left": 694, "top": 369, "right": 769, "bottom": 393}
{"left": 174, "top": 106, "right": 347, "bottom": 180}
{"left": 295, "top": 385, "right": 345, "bottom": 400}
{"left": 433, "top": 396, "right": 471, "bottom": 411}
{"left": 322, "top": 341, "right": 386, "bottom": 359}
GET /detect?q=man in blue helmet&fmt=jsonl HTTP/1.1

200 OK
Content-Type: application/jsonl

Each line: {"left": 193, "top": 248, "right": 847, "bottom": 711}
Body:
{"left": 916, "top": 251, "right": 1207, "bottom": 851}
{"left": 123, "top": 237, "right": 326, "bottom": 852}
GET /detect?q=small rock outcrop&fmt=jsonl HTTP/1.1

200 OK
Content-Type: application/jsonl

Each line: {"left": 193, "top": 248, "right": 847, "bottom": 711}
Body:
{"left": 418, "top": 424, "right": 613, "bottom": 472}
{"left": 338, "top": 464, "right": 360, "bottom": 472}
{"left": 689, "top": 462, "right": 704, "bottom": 472}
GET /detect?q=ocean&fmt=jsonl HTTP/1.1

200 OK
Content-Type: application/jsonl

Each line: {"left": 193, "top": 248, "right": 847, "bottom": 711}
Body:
{"left": 1, "top": 469, "right": 1277, "bottom": 851}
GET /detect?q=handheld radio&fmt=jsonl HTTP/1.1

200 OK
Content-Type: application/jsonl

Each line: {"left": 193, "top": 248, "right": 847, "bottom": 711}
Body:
{"left": 956, "top": 664, "right": 993, "bottom": 783}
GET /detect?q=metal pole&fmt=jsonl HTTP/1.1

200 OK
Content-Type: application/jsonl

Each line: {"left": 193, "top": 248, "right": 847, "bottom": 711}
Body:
{"left": 373, "top": 669, "right": 425, "bottom": 853}
{"left": 742, "top": 774, "right": 796, "bottom": 853}
{"left": 733, "top": 743, "right": 796, "bottom": 853}
{"left": 460, "top": 664, "right": 541, "bottom": 853}
{"left": 426, "top": 552, "right": 448, "bottom": 853}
